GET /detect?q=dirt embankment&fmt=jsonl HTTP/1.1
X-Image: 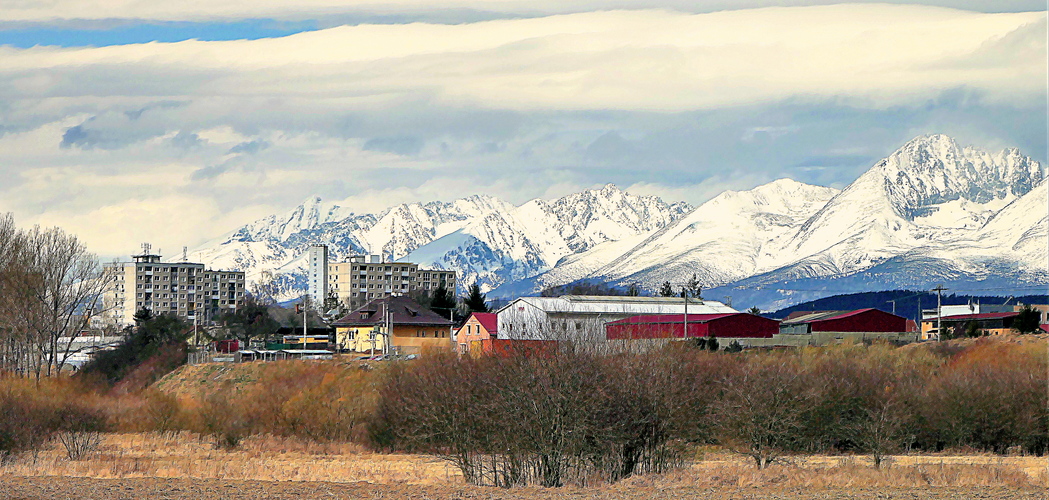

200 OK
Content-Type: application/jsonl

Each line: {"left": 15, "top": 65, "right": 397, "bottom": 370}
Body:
{"left": 1, "top": 476, "right": 1045, "bottom": 500}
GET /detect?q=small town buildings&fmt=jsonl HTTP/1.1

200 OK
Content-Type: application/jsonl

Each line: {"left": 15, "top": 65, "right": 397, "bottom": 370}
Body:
{"left": 606, "top": 313, "right": 780, "bottom": 340}
{"left": 331, "top": 295, "right": 453, "bottom": 354}
{"left": 776, "top": 309, "right": 915, "bottom": 345}
{"left": 919, "top": 303, "right": 1049, "bottom": 339}
{"left": 103, "top": 245, "right": 246, "bottom": 328}
{"left": 496, "top": 295, "right": 737, "bottom": 341}
{"left": 327, "top": 254, "right": 457, "bottom": 310}
{"left": 456, "top": 312, "right": 498, "bottom": 355}
{"left": 921, "top": 312, "right": 1020, "bottom": 338}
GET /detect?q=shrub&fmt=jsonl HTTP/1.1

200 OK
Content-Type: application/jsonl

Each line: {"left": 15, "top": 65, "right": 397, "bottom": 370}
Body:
{"left": 0, "top": 376, "right": 107, "bottom": 461}
{"left": 920, "top": 341, "right": 1048, "bottom": 454}
{"left": 375, "top": 348, "right": 695, "bottom": 487}
{"left": 195, "top": 382, "right": 251, "bottom": 449}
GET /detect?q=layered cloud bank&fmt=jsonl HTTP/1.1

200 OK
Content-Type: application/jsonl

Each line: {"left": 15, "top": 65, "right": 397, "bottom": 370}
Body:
{"left": 0, "top": 0, "right": 1044, "bottom": 22}
{"left": 0, "top": 4, "right": 1045, "bottom": 258}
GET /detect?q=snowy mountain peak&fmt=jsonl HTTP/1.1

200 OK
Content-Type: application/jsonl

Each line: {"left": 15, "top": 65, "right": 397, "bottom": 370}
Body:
{"left": 194, "top": 134, "right": 1045, "bottom": 308}
{"left": 863, "top": 134, "right": 1044, "bottom": 219}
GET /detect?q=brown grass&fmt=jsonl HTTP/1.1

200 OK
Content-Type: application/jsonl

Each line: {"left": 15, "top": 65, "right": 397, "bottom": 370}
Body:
{"left": 2, "top": 433, "right": 1044, "bottom": 491}
{"left": 2, "top": 432, "right": 457, "bottom": 484}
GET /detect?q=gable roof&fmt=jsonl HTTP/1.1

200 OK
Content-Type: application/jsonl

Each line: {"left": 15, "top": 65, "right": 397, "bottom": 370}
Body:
{"left": 332, "top": 295, "right": 453, "bottom": 327}
{"left": 781, "top": 308, "right": 882, "bottom": 325}
{"left": 497, "top": 295, "right": 737, "bottom": 316}
{"left": 471, "top": 312, "right": 498, "bottom": 332}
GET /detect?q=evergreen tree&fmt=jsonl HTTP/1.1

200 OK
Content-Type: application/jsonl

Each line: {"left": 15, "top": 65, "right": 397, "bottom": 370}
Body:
{"left": 686, "top": 273, "right": 702, "bottom": 299}
{"left": 133, "top": 308, "right": 154, "bottom": 325}
{"left": 748, "top": 306, "right": 761, "bottom": 315}
{"left": 659, "top": 281, "right": 675, "bottom": 297}
{"left": 429, "top": 282, "right": 457, "bottom": 319}
{"left": 464, "top": 283, "right": 490, "bottom": 313}
{"left": 627, "top": 283, "right": 640, "bottom": 296}
{"left": 221, "top": 296, "right": 281, "bottom": 346}
{"left": 1014, "top": 304, "right": 1042, "bottom": 334}
{"left": 964, "top": 320, "right": 982, "bottom": 338}
{"left": 707, "top": 334, "right": 719, "bottom": 352}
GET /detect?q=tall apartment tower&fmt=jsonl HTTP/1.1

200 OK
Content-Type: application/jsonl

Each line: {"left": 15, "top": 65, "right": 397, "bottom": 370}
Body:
{"left": 307, "top": 244, "right": 329, "bottom": 311}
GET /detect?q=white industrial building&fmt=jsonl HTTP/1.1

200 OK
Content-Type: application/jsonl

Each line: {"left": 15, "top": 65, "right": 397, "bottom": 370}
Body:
{"left": 496, "top": 295, "right": 737, "bottom": 341}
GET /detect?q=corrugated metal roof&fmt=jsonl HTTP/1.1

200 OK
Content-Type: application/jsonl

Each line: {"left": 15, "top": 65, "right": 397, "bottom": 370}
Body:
{"left": 497, "top": 295, "right": 736, "bottom": 315}
{"left": 781, "top": 310, "right": 847, "bottom": 324}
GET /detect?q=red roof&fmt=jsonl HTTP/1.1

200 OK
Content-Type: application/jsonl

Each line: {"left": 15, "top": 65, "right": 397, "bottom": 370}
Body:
{"left": 471, "top": 312, "right": 498, "bottom": 333}
{"left": 938, "top": 312, "right": 1019, "bottom": 321}
{"left": 607, "top": 313, "right": 739, "bottom": 325}
{"left": 822, "top": 308, "right": 878, "bottom": 321}
{"left": 1040, "top": 324, "right": 1049, "bottom": 333}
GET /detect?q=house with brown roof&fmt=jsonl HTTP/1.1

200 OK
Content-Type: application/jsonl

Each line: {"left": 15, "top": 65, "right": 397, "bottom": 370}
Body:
{"left": 332, "top": 295, "right": 453, "bottom": 354}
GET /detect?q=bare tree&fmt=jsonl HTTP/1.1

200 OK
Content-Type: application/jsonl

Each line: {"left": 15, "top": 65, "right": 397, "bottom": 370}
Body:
{"left": 0, "top": 216, "right": 111, "bottom": 377}
{"left": 711, "top": 356, "right": 811, "bottom": 469}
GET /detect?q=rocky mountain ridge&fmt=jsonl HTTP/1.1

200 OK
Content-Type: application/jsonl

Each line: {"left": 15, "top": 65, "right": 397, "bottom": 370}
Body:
{"left": 193, "top": 134, "right": 1046, "bottom": 309}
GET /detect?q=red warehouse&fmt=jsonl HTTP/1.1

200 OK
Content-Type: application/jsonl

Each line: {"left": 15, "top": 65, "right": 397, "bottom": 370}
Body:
{"left": 606, "top": 313, "right": 780, "bottom": 340}
{"left": 779, "top": 309, "right": 907, "bottom": 335}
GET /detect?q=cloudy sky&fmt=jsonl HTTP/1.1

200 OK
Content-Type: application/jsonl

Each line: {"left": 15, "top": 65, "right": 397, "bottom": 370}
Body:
{"left": 0, "top": 1, "right": 1045, "bottom": 259}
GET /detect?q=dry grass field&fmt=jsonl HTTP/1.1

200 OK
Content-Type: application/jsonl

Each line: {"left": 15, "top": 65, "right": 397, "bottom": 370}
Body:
{"left": 1, "top": 433, "right": 1045, "bottom": 499}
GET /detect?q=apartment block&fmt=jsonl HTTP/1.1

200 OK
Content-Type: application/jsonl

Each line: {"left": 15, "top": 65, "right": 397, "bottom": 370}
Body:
{"left": 103, "top": 249, "right": 246, "bottom": 328}
{"left": 328, "top": 254, "right": 456, "bottom": 310}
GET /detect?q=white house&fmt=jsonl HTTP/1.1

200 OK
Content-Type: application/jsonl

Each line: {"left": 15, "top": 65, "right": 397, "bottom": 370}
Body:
{"left": 496, "top": 295, "right": 737, "bottom": 340}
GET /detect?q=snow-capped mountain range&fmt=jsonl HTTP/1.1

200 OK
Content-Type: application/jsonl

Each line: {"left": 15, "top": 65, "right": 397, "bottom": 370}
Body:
{"left": 193, "top": 134, "right": 1047, "bottom": 309}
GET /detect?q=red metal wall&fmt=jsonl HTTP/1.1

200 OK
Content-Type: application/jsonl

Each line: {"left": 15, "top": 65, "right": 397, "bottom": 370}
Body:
{"left": 707, "top": 314, "right": 780, "bottom": 338}
{"left": 606, "top": 314, "right": 778, "bottom": 340}
{"left": 810, "top": 309, "right": 907, "bottom": 333}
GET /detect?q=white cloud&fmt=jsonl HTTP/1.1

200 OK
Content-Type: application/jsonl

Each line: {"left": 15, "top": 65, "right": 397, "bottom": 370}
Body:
{"left": 28, "top": 196, "right": 277, "bottom": 260}
{"left": 0, "top": 0, "right": 1043, "bottom": 22}
{"left": 1, "top": 7, "right": 1044, "bottom": 110}
{"left": 0, "top": 5, "right": 1044, "bottom": 257}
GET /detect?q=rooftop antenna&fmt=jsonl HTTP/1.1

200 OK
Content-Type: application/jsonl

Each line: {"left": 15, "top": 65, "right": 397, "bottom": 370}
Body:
{"left": 182, "top": 246, "right": 188, "bottom": 262}
{"left": 141, "top": 242, "right": 151, "bottom": 255}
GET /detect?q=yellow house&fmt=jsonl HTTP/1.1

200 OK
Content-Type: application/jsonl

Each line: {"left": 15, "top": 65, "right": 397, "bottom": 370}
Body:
{"left": 332, "top": 296, "right": 454, "bottom": 355}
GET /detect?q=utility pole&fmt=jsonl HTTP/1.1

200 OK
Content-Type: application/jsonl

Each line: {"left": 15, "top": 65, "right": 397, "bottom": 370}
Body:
{"left": 682, "top": 287, "right": 689, "bottom": 340}
{"left": 917, "top": 296, "right": 921, "bottom": 338}
{"left": 932, "top": 285, "right": 948, "bottom": 341}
